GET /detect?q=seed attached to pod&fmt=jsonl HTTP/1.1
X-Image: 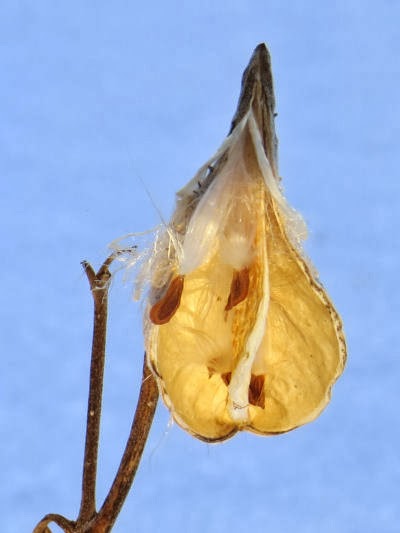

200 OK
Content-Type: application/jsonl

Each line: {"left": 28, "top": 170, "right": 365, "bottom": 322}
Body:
{"left": 149, "top": 275, "right": 185, "bottom": 325}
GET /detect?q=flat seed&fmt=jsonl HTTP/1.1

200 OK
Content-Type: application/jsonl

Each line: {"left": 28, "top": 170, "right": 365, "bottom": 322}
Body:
{"left": 225, "top": 267, "right": 250, "bottom": 311}
{"left": 221, "top": 372, "right": 232, "bottom": 386}
{"left": 248, "top": 374, "right": 265, "bottom": 408}
{"left": 149, "top": 275, "right": 185, "bottom": 325}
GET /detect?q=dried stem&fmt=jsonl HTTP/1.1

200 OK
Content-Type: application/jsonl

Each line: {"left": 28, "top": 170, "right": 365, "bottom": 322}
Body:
{"left": 32, "top": 254, "right": 159, "bottom": 533}
{"left": 92, "top": 360, "right": 158, "bottom": 532}
{"left": 33, "top": 513, "right": 75, "bottom": 533}
{"left": 77, "top": 259, "right": 111, "bottom": 524}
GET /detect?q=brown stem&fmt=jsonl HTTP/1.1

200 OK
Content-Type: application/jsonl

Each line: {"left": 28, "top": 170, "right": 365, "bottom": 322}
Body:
{"left": 32, "top": 513, "right": 75, "bottom": 533}
{"left": 76, "top": 259, "right": 112, "bottom": 525}
{"left": 93, "top": 360, "right": 159, "bottom": 532}
{"left": 33, "top": 253, "right": 158, "bottom": 532}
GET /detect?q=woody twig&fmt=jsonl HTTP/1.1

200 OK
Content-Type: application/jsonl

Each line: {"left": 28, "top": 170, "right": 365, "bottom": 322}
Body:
{"left": 33, "top": 255, "right": 159, "bottom": 533}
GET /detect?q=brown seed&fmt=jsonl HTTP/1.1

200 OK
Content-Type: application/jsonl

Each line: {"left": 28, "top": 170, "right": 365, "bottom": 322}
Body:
{"left": 225, "top": 267, "right": 250, "bottom": 311}
{"left": 221, "top": 372, "right": 232, "bottom": 386}
{"left": 149, "top": 275, "right": 185, "bottom": 325}
{"left": 248, "top": 374, "right": 265, "bottom": 408}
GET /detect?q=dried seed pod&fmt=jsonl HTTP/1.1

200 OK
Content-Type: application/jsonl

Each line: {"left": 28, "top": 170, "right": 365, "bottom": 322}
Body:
{"left": 145, "top": 44, "right": 346, "bottom": 442}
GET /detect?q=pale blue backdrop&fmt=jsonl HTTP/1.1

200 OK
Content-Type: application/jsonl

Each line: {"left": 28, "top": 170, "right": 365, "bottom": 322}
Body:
{"left": 1, "top": 2, "right": 399, "bottom": 532}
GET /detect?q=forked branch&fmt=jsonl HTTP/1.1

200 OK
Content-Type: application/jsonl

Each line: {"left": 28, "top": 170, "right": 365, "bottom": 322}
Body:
{"left": 33, "top": 254, "right": 159, "bottom": 533}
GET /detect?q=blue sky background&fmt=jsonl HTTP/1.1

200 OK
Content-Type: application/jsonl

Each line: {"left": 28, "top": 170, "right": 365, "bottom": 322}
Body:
{"left": 1, "top": 2, "right": 399, "bottom": 532}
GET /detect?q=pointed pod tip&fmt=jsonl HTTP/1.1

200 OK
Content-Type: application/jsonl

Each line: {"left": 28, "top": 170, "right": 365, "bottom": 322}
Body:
{"left": 246, "top": 42, "right": 273, "bottom": 84}
{"left": 230, "top": 43, "right": 277, "bottom": 172}
{"left": 230, "top": 43, "right": 275, "bottom": 129}
{"left": 252, "top": 42, "right": 270, "bottom": 60}
{"left": 246, "top": 43, "right": 274, "bottom": 98}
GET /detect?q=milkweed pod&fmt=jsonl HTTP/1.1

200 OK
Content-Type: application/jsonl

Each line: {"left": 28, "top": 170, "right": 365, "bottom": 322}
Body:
{"left": 144, "top": 44, "right": 346, "bottom": 442}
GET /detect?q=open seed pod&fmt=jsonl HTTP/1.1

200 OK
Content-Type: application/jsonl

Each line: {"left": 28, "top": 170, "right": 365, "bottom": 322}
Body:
{"left": 145, "top": 43, "right": 346, "bottom": 442}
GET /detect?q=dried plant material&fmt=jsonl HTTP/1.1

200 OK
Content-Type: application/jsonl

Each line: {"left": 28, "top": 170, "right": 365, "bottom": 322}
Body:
{"left": 144, "top": 44, "right": 346, "bottom": 442}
